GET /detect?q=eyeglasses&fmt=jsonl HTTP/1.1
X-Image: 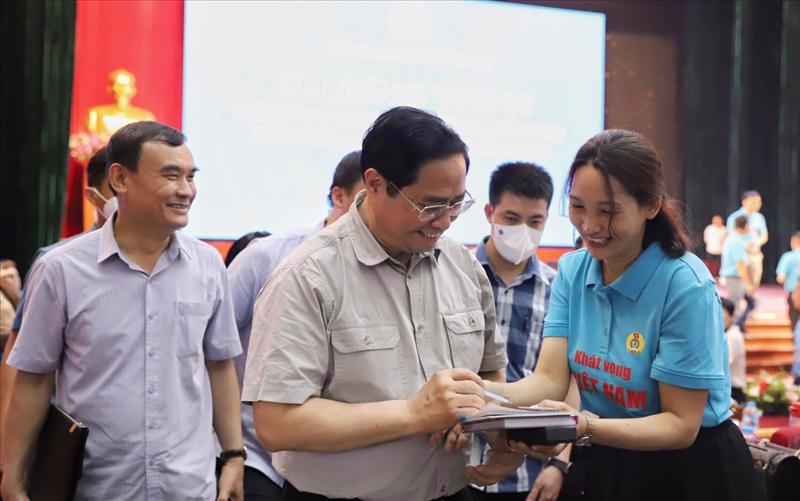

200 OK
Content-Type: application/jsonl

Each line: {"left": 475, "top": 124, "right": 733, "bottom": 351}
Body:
{"left": 389, "top": 182, "right": 475, "bottom": 223}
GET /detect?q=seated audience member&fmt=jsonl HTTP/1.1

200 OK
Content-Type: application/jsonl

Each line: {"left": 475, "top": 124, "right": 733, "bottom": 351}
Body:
{"left": 720, "top": 215, "right": 755, "bottom": 330}
{"left": 225, "top": 231, "right": 271, "bottom": 267}
{"left": 703, "top": 214, "right": 727, "bottom": 278}
{"left": 1, "top": 122, "right": 244, "bottom": 500}
{"left": 721, "top": 297, "right": 746, "bottom": 405}
{"left": 469, "top": 162, "right": 577, "bottom": 501}
{"left": 226, "top": 150, "right": 363, "bottom": 500}
{"left": 0, "top": 146, "right": 114, "bottom": 472}
{"left": 776, "top": 231, "right": 800, "bottom": 330}
{"left": 242, "top": 107, "right": 509, "bottom": 501}
{"left": 471, "top": 129, "right": 765, "bottom": 501}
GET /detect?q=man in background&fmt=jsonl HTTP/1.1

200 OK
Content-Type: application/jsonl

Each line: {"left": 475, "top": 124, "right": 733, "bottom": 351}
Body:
{"left": 469, "top": 162, "right": 575, "bottom": 501}
{"left": 703, "top": 215, "right": 727, "bottom": 278}
{"left": 776, "top": 231, "right": 800, "bottom": 331}
{"left": 727, "top": 190, "right": 768, "bottom": 288}
{"left": 226, "top": 150, "right": 363, "bottom": 500}
{"left": 720, "top": 215, "right": 755, "bottom": 331}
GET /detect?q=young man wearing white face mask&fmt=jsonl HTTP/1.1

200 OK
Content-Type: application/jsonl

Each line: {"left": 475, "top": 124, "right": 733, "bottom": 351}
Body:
{"left": 470, "top": 162, "right": 575, "bottom": 501}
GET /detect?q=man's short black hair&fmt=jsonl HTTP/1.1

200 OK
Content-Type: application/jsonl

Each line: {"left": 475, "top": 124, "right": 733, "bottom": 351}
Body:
{"left": 489, "top": 162, "right": 553, "bottom": 207}
{"left": 107, "top": 121, "right": 185, "bottom": 173}
{"left": 741, "top": 190, "right": 760, "bottom": 200}
{"left": 361, "top": 106, "right": 468, "bottom": 194}
{"left": 720, "top": 297, "right": 735, "bottom": 317}
{"left": 86, "top": 146, "right": 108, "bottom": 189}
{"left": 734, "top": 215, "right": 748, "bottom": 229}
{"left": 328, "top": 150, "right": 363, "bottom": 205}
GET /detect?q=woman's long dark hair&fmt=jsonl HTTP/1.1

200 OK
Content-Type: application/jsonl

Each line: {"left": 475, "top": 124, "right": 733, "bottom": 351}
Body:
{"left": 566, "top": 129, "right": 692, "bottom": 258}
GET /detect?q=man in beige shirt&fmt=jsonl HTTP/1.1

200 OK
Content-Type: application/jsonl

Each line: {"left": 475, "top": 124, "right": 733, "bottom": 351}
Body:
{"left": 242, "top": 106, "right": 509, "bottom": 501}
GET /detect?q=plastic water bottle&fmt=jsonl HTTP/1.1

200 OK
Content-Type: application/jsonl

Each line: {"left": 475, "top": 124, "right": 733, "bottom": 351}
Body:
{"left": 741, "top": 401, "right": 761, "bottom": 442}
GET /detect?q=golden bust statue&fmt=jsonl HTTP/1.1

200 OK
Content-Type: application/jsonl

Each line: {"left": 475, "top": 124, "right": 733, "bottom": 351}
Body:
{"left": 86, "top": 69, "right": 155, "bottom": 134}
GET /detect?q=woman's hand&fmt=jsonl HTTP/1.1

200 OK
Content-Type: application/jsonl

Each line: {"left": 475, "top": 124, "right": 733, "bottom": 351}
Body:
{"left": 508, "top": 400, "right": 582, "bottom": 458}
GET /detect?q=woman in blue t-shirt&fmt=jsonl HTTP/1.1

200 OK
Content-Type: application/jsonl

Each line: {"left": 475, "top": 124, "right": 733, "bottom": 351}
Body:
{"left": 469, "top": 130, "right": 765, "bottom": 501}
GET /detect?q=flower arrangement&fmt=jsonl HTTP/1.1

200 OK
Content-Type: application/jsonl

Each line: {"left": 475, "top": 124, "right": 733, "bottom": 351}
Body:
{"left": 745, "top": 370, "right": 795, "bottom": 415}
{"left": 69, "top": 130, "right": 109, "bottom": 164}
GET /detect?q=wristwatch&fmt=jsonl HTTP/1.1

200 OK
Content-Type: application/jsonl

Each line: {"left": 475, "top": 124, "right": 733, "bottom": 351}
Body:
{"left": 219, "top": 446, "right": 247, "bottom": 464}
{"left": 544, "top": 456, "right": 571, "bottom": 476}
{"left": 575, "top": 411, "right": 597, "bottom": 447}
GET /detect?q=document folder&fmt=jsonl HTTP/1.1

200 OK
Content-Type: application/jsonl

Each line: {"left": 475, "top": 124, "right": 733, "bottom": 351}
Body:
{"left": 461, "top": 404, "right": 577, "bottom": 445}
{"left": 28, "top": 404, "right": 89, "bottom": 501}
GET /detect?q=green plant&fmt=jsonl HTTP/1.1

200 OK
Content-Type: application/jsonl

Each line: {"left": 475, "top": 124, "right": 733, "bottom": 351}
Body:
{"left": 745, "top": 370, "right": 792, "bottom": 415}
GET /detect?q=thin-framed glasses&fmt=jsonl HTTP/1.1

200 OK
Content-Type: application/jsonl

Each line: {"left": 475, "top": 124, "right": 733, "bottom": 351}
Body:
{"left": 389, "top": 182, "right": 475, "bottom": 223}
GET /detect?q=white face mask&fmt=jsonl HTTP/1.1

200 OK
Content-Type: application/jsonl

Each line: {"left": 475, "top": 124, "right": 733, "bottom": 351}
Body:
{"left": 492, "top": 221, "right": 543, "bottom": 265}
{"left": 90, "top": 188, "right": 118, "bottom": 222}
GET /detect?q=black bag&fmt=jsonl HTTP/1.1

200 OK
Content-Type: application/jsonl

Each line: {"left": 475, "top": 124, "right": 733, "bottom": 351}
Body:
{"left": 747, "top": 439, "right": 800, "bottom": 501}
{"left": 28, "top": 404, "right": 89, "bottom": 501}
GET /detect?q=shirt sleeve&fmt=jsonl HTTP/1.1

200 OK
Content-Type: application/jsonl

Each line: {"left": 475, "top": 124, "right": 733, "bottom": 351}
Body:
{"left": 754, "top": 214, "right": 768, "bottom": 236}
{"left": 7, "top": 257, "right": 67, "bottom": 373}
{"left": 651, "top": 269, "right": 728, "bottom": 390}
{"left": 776, "top": 254, "right": 788, "bottom": 275}
{"left": 228, "top": 245, "right": 272, "bottom": 331}
{"left": 10, "top": 248, "right": 48, "bottom": 332}
{"left": 202, "top": 255, "right": 243, "bottom": 361}
{"left": 242, "top": 262, "right": 333, "bottom": 405}
{"left": 471, "top": 256, "right": 507, "bottom": 373}
{"left": 543, "top": 257, "right": 571, "bottom": 339}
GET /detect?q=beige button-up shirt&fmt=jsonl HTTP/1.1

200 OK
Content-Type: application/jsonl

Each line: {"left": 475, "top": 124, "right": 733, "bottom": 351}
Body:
{"left": 242, "top": 192, "right": 507, "bottom": 500}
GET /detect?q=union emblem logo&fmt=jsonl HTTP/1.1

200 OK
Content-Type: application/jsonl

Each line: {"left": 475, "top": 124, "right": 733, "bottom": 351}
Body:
{"left": 626, "top": 332, "right": 644, "bottom": 355}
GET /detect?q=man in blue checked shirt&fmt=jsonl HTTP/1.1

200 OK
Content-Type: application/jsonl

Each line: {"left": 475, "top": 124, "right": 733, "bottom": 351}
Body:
{"left": 468, "top": 163, "right": 578, "bottom": 501}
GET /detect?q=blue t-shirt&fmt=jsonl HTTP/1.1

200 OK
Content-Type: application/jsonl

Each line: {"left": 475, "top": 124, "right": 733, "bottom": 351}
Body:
{"left": 776, "top": 249, "right": 800, "bottom": 292}
{"left": 726, "top": 208, "right": 767, "bottom": 248}
{"left": 719, "top": 232, "right": 748, "bottom": 278}
{"left": 543, "top": 244, "right": 731, "bottom": 427}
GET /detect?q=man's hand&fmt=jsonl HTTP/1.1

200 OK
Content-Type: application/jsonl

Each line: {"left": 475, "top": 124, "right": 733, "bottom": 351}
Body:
{"left": 526, "top": 465, "right": 565, "bottom": 501}
{"left": 216, "top": 458, "right": 244, "bottom": 501}
{"left": 409, "top": 368, "right": 485, "bottom": 433}
{"left": 428, "top": 422, "right": 470, "bottom": 453}
{"left": 464, "top": 449, "right": 524, "bottom": 486}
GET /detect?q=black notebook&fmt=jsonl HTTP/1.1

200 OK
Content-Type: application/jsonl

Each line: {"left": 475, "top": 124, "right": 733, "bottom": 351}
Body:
{"left": 28, "top": 404, "right": 89, "bottom": 501}
{"left": 461, "top": 404, "right": 577, "bottom": 445}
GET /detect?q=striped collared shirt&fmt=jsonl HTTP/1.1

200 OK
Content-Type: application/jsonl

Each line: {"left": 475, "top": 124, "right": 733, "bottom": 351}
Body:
{"left": 8, "top": 217, "right": 242, "bottom": 500}
{"left": 475, "top": 239, "right": 556, "bottom": 494}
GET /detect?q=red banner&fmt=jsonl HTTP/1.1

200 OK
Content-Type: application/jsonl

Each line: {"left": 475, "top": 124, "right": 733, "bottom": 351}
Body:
{"left": 63, "top": 0, "right": 184, "bottom": 237}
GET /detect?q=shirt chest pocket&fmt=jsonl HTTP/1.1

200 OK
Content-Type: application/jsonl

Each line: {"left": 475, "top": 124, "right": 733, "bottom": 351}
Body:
{"left": 174, "top": 301, "right": 214, "bottom": 358}
{"left": 443, "top": 309, "right": 485, "bottom": 371}
{"left": 330, "top": 326, "right": 408, "bottom": 403}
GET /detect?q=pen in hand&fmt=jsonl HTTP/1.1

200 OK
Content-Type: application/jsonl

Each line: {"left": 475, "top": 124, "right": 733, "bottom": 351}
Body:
{"left": 484, "top": 389, "right": 510, "bottom": 404}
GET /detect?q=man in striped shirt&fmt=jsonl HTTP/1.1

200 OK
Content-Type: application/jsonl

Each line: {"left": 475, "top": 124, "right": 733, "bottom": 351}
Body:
{"left": 470, "top": 162, "right": 573, "bottom": 501}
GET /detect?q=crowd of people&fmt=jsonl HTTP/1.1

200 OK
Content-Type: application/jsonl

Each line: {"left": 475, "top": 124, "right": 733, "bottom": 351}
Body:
{"left": 0, "top": 107, "right": 779, "bottom": 501}
{"left": 703, "top": 195, "right": 800, "bottom": 388}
